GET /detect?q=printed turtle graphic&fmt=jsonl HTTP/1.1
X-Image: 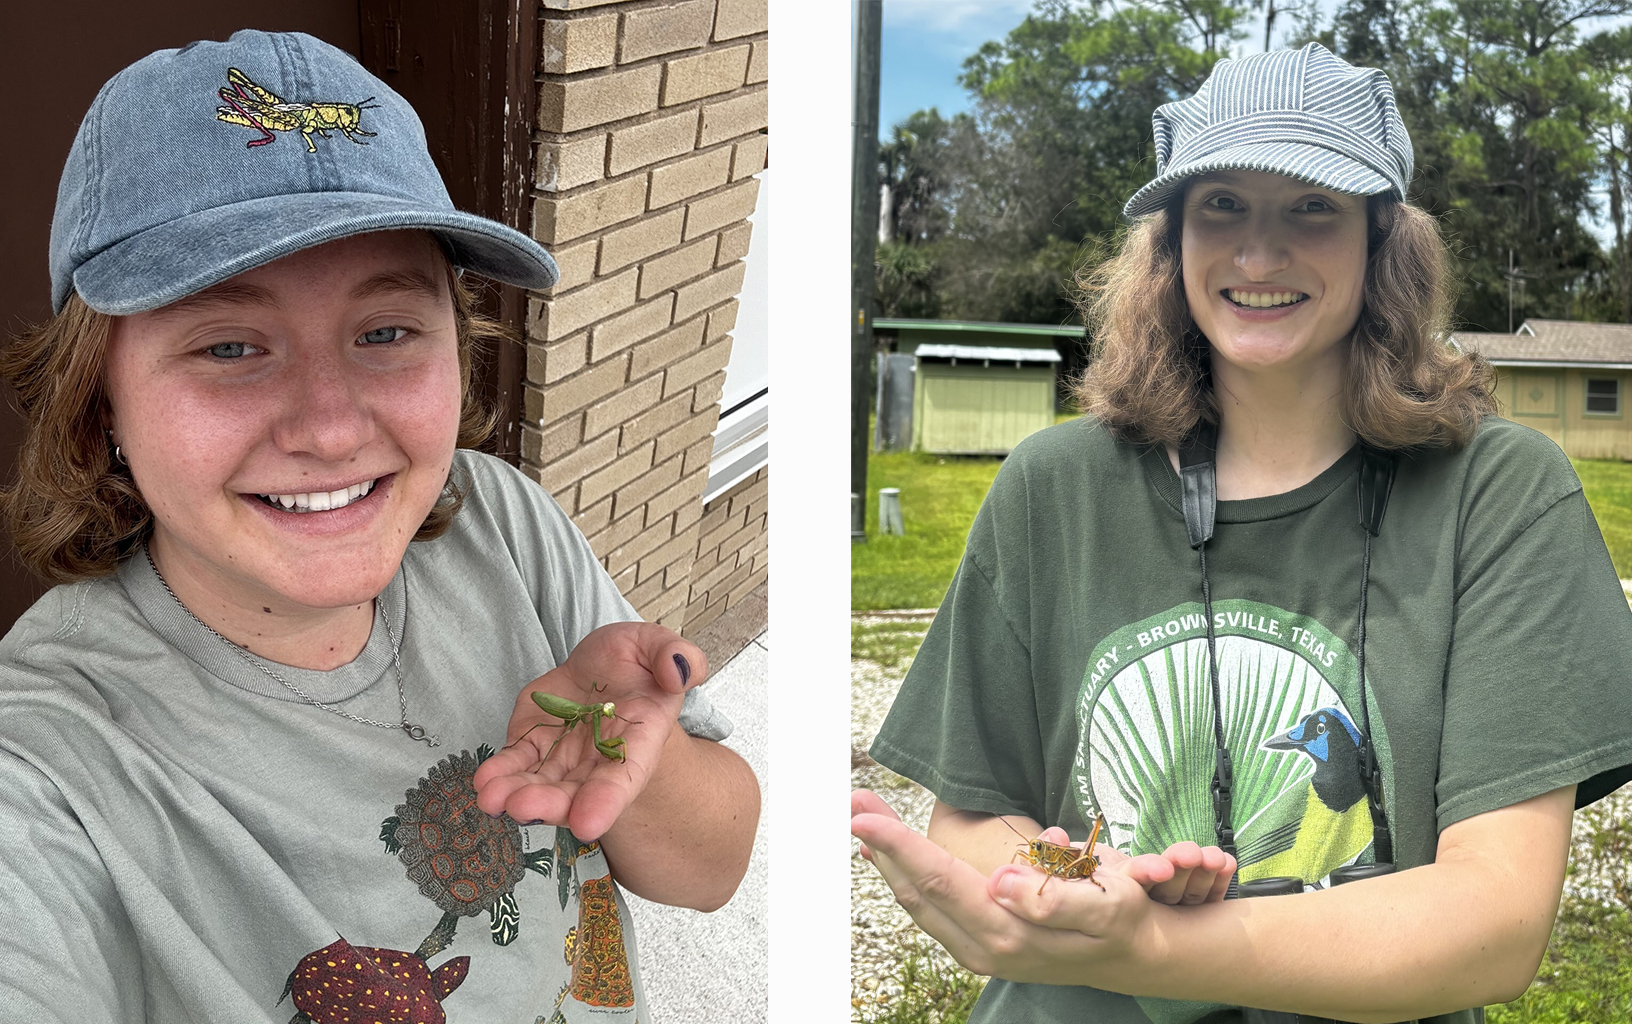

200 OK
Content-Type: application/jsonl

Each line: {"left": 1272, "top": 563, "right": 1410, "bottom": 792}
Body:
{"left": 278, "top": 935, "right": 468, "bottom": 1024}
{"left": 381, "top": 746, "right": 549, "bottom": 954}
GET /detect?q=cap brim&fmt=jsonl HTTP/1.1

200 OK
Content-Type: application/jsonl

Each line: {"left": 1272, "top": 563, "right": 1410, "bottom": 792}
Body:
{"left": 70, "top": 192, "right": 558, "bottom": 315}
{"left": 1122, "top": 140, "right": 1394, "bottom": 220}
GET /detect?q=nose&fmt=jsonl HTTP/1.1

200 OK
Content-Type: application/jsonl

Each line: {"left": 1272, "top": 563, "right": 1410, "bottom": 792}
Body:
{"left": 270, "top": 345, "right": 377, "bottom": 462}
{"left": 1234, "top": 214, "right": 1292, "bottom": 280}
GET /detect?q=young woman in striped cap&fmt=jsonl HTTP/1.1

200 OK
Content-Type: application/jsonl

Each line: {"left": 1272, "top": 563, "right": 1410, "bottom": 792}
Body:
{"left": 855, "top": 41, "right": 1632, "bottom": 1023}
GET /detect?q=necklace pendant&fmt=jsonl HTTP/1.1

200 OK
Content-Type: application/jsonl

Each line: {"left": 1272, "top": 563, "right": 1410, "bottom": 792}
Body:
{"left": 404, "top": 723, "right": 439, "bottom": 747}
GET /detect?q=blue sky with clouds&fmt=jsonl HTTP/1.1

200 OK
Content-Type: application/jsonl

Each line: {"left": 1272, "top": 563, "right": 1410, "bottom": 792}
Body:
{"left": 879, "top": 0, "right": 1342, "bottom": 135}
{"left": 879, "top": 0, "right": 1033, "bottom": 131}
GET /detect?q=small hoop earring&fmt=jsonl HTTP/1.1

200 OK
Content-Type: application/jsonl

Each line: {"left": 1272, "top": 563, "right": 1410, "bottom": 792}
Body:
{"left": 114, "top": 445, "right": 126, "bottom": 465}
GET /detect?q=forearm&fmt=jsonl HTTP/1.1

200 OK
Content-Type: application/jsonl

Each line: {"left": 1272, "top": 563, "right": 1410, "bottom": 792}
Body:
{"left": 1107, "top": 850, "right": 1554, "bottom": 1020}
{"left": 599, "top": 726, "right": 760, "bottom": 911}
{"left": 1090, "top": 788, "right": 1574, "bottom": 1020}
{"left": 928, "top": 800, "right": 1043, "bottom": 876}
{"left": 923, "top": 792, "right": 1568, "bottom": 1019}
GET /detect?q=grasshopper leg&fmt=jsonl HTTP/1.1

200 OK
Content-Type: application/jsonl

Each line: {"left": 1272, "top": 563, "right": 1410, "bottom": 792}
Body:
{"left": 1062, "top": 850, "right": 1106, "bottom": 893}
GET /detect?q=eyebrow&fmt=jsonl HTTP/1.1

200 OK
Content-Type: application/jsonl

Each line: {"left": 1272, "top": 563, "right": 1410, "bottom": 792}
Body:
{"left": 1188, "top": 173, "right": 1347, "bottom": 204}
{"left": 145, "top": 267, "right": 446, "bottom": 322}
{"left": 348, "top": 268, "right": 447, "bottom": 303}
{"left": 145, "top": 281, "right": 279, "bottom": 321}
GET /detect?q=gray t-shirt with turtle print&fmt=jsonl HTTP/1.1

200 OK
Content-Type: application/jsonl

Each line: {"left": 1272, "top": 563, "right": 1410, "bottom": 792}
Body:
{"left": 0, "top": 449, "right": 730, "bottom": 1023}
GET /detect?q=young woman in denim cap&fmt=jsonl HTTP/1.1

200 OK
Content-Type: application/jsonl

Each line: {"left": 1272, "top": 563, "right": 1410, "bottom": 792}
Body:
{"left": 0, "top": 31, "right": 756, "bottom": 1021}
{"left": 856, "top": 42, "right": 1632, "bottom": 1022}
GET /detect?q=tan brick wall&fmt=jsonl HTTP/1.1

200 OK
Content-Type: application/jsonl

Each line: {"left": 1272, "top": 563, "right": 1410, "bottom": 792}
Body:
{"left": 527, "top": 0, "right": 768, "bottom": 629}
{"left": 680, "top": 468, "right": 768, "bottom": 637}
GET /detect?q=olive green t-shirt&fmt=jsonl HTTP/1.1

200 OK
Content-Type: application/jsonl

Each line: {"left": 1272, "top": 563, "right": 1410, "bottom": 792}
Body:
{"left": 870, "top": 415, "right": 1632, "bottom": 1024}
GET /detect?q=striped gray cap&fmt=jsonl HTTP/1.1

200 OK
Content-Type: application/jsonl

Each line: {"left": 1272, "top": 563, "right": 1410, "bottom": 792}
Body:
{"left": 1122, "top": 43, "right": 1412, "bottom": 219}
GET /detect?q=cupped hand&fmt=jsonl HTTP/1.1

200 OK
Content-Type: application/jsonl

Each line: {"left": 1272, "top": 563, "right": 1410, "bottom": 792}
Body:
{"left": 1028, "top": 827, "right": 1236, "bottom": 906}
{"left": 474, "top": 622, "right": 706, "bottom": 841}
{"left": 852, "top": 789, "right": 1156, "bottom": 986}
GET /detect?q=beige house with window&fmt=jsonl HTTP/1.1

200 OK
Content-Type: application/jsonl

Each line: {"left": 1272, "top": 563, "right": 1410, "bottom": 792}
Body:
{"left": 1455, "top": 319, "right": 1632, "bottom": 461}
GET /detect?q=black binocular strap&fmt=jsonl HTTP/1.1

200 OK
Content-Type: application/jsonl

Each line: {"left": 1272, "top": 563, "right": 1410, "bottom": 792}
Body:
{"left": 1178, "top": 422, "right": 1236, "bottom": 866}
{"left": 1176, "top": 423, "right": 1397, "bottom": 878}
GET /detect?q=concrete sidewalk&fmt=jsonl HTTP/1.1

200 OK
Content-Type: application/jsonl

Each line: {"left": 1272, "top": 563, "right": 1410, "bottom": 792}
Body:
{"left": 624, "top": 628, "right": 769, "bottom": 1022}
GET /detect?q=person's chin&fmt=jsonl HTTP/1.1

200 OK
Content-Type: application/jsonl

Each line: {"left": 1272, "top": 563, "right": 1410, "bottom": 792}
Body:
{"left": 264, "top": 554, "right": 406, "bottom": 611}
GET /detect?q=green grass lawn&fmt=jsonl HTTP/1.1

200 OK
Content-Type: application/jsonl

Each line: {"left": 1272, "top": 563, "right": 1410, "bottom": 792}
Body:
{"left": 850, "top": 414, "right": 1079, "bottom": 610}
{"left": 850, "top": 448, "right": 1004, "bottom": 610}
{"left": 1574, "top": 459, "right": 1632, "bottom": 578}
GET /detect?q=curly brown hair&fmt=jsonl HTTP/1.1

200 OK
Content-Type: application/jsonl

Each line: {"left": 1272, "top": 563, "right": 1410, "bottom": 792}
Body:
{"left": 1074, "top": 189, "right": 1496, "bottom": 450}
{"left": 0, "top": 265, "right": 507, "bottom": 584}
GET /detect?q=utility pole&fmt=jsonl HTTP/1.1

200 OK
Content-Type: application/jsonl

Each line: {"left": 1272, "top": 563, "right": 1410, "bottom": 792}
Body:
{"left": 1506, "top": 250, "right": 1538, "bottom": 334}
{"left": 851, "top": 0, "right": 881, "bottom": 541}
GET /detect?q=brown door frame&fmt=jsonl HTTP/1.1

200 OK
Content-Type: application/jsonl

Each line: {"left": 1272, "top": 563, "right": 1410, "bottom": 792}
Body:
{"left": 357, "top": 0, "right": 537, "bottom": 463}
{"left": 0, "top": 2, "right": 368, "bottom": 632}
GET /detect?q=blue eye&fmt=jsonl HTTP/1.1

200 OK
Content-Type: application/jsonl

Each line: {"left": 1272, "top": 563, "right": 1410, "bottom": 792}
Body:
{"left": 360, "top": 327, "right": 407, "bottom": 345}
{"left": 1300, "top": 199, "right": 1332, "bottom": 213}
{"left": 206, "top": 341, "right": 251, "bottom": 359}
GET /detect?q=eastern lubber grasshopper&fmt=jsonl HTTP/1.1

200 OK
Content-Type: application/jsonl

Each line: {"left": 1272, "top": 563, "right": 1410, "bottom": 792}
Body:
{"left": 214, "top": 67, "right": 379, "bottom": 152}
{"left": 999, "top": 812, "right": 1108, "bottom": 895}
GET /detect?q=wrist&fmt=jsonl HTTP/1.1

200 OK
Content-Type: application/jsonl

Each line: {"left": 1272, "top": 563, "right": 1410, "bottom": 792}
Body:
{"left": 1074, "top": 896, "right": 1177, "bottom": 994}
{"left": 608, "top": 719, "right": 689, "bottom": 828}
{"left": 1126, "top": 900, "right": 1174, "bottom": 981}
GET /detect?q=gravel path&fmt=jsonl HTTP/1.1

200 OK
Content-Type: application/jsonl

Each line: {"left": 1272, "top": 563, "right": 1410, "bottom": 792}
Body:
{"left": 851, "top": 614, "right": 965, "bottom": 1020}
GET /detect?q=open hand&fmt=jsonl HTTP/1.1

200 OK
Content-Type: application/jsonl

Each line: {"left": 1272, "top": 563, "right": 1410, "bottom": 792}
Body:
{"left": 474, "top": 622, "right": 706, "bottom": 840}
{"left": 853, "top": 789, "right": 1152, "bottom": 984}
{"left": 852, "top": 789, "right": 1232, "bottom": 985}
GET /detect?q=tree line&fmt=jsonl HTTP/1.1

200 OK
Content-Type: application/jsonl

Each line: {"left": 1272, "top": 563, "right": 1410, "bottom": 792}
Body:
{"left": 876, "top": 0, "right": 1632, "bottom": 334}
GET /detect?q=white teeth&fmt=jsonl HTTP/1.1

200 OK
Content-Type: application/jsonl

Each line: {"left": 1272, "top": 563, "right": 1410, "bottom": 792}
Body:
{"left": 257, "top": 478, "right": 379, "bottom": 513}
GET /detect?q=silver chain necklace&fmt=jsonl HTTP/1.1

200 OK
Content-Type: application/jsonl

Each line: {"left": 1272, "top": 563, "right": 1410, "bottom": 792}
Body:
{"left": 145, "top": 547, "right": 439, "bottom": 747}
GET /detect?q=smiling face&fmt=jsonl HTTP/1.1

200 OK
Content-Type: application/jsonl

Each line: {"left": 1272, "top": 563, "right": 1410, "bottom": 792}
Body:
{"left": 104, "top": 231, "right": 462, "bottom": 619}
{"left": 1181, "top": 169, "right": 1370, "bottom": 384}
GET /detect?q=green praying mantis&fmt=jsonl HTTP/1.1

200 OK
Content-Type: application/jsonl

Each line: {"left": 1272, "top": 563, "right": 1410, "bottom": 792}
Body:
{"left": 508, "top": 683, "right": 641, "bottom": 766}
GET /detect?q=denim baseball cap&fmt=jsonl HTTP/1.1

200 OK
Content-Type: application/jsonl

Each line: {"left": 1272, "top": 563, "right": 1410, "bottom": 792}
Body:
{"left": 50, "top": 29, "right": 558, "bottom": 315}
{"left": 1122, "top": 42, "right": 1413, "bottom": 219}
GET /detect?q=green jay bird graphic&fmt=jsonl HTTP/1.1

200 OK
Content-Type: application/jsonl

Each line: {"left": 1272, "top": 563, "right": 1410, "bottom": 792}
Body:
{"left": 1238, "top": 707, "right": 1374, "bottom": 884}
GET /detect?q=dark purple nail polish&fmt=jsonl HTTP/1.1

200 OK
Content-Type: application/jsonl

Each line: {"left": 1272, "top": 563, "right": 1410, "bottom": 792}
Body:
{"left": 674, "top": 652, "right": 692, "bottom": 687}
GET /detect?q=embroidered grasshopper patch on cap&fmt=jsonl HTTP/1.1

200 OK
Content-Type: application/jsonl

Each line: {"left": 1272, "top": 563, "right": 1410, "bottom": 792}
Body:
{"left": 215, "top": 67, "right": 379, "bottom": 153}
